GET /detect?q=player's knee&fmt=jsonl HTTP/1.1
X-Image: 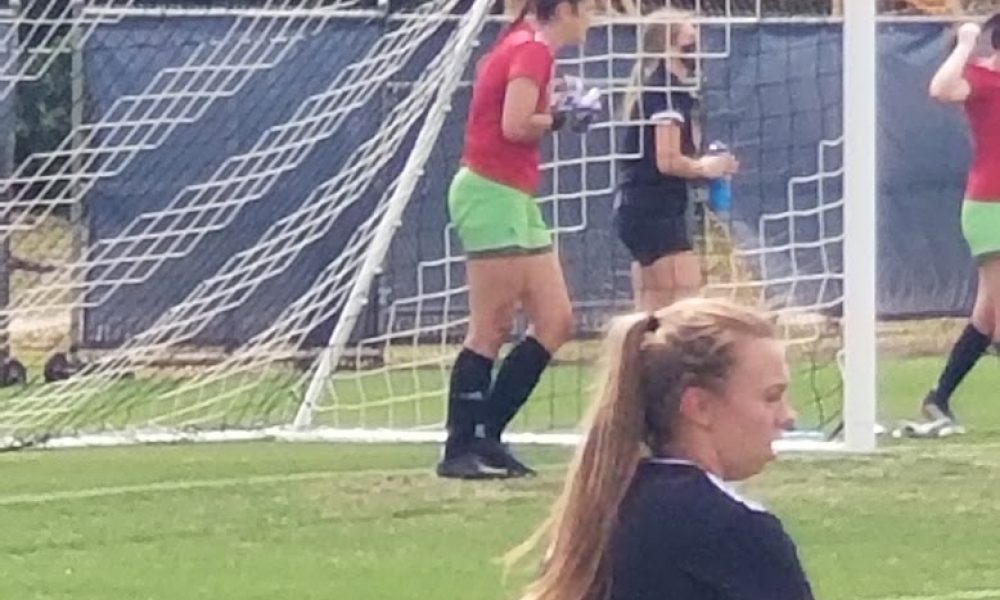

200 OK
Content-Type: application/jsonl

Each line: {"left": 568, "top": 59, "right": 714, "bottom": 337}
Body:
{"left": 464, "top": 333, "right": 503, "bottom": 358}
{"left": 641, "top": 270, "right": 671, "bottom": 296}
{"left": 558, "top": 308, "right": 575, "bottom": 344}
{"left": 971, "top": 320, "right": 995, "bottom": 344}
{"left": 536, "top": 305, "right": 574, "bottom": 350}
{"left": 674, "top": 270, "right": 702, "bottom": 300}
{"left": 990, "top": 307, "right": 1000, "bottom": 341}
{"left": 493, "top": 312, "right": 517, "bottom": 342}
{"left": 466, "top": 317, "right": 512, "bottom": 355}
{"left": 972, "top": 304, "right": 996, "bottom": 337}
{"left": 641, "top": 293, "right": 673, "bottom": 313}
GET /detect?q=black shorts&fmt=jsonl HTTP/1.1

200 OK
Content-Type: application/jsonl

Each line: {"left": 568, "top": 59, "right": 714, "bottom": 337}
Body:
{"left": 614, "top": 207, "right": 693, "bottom": 267}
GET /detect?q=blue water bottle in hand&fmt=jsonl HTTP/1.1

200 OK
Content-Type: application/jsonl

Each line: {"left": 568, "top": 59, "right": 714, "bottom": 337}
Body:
{"left": 706, "top": 141, "right": 732, "bottom": 216}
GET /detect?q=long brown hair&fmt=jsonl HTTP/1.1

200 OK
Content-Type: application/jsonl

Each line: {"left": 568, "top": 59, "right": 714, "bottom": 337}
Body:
{"left": 508, "top": 297, "right": 775, "bottom": 600}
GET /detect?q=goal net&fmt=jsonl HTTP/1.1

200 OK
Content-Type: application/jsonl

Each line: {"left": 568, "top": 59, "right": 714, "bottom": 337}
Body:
{"left": 0, "top": 0, "right": 906, "bottom": 450}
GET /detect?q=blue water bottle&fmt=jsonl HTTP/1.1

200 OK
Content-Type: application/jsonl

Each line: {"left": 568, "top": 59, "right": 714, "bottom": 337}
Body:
{"left": 706, "top": 141, "right": 732, "bottom": 216}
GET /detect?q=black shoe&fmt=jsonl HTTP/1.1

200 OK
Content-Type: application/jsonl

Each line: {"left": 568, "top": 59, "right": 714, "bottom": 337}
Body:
{"left": 435, "top": 452, "right": 510, "bottom": 480}
{"left": 473, "top": 438, "right": 537, "bottom": 478}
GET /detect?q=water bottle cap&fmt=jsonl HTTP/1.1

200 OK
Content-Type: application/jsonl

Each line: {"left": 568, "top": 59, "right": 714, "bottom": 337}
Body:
{"left": 708, "top": 141, "right": 728, "bottom": 153}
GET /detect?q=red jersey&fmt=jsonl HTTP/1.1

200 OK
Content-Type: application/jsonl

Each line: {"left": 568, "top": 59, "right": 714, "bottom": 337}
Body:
{"left": 963, "top": 62, "right": 1000, "bottom": 200}
{"left": 461, "top": 21, "right": 554, "bottom": 195}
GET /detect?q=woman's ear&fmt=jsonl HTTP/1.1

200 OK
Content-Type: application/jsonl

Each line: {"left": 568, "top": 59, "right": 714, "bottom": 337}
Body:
{"left": 677, "top": 385, "right": 714, "bottom": 429}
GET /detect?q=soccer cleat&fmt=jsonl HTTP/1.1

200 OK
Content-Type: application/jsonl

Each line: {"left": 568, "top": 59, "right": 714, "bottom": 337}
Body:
{"left": 435, "top": 452, "right": 510, "bottom": 480}
{"left": 473, "top": 438, "right": 537, "bottom": 478}
{"left": 908, "top": 389, "right": 966, "bottom": 436}
{"left": 501, "top": 451, "right": 537, "bottom": 478}
{"left": 889, "top": 389, "right": 968, "bottom": 439}
{"left": 893, "top": 417, "right": 966, "bottom": 439}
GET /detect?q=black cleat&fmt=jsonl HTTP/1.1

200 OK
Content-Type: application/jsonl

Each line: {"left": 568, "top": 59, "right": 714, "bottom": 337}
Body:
{"left": 435, "top": 452, "right": 510, "bottom": 480}
{"left": 473, "top": 438, "right": 537, "bottom": 478}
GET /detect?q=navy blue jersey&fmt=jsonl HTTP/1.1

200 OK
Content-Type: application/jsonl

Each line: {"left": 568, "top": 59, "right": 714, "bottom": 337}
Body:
{"left": 609, "top": 459, "right": 814, "bottom": 600}
{"left": 617, "top": 64, "right": 698, "bottom": 219}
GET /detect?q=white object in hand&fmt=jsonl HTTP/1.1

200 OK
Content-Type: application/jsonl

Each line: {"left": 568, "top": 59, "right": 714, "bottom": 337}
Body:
{"left": 579, "top": 87, "right": 602, "bottom": 109}
{"left": 957, "top": 22, "right": 981, "bottom": 47}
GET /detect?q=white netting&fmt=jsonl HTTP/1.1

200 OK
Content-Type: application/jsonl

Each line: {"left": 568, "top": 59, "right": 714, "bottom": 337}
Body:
{"left": 0, "top": 1, "right": 861, "bottom": 449}
{"left": 315, "top": 10, "right": 849, "bottom": 438}
{"left": 2, "top": 0, "right": 370, "bottom": 236}
{"left": 0, "top": 2, "right": 124, "bottom": 101}
{"left": 0, "top": 0, "right": 492, "bottom": 444}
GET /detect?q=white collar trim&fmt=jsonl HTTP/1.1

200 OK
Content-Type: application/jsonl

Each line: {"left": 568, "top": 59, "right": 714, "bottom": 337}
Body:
{"left": 646, "top": 458, "right": 768, "bottom": 513}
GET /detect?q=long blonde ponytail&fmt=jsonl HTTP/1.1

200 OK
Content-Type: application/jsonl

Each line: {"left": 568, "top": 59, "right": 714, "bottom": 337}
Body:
{"left": 508, "top": 298, "right": 776, "bottom": 600}
{"left": 507, "top": 312, "right": 653, "bottom": 600}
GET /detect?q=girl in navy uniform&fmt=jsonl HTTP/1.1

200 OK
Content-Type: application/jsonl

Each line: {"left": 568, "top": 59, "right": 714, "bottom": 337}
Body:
{"left": 511, "top": 298, "right": 814, "bottom": 600}
{"left": 615, "top": 11, "right": 738, "bottom": 311}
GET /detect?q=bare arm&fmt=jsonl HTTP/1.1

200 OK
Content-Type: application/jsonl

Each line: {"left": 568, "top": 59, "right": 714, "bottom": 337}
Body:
{"left": 929, "top": 23, "right": 980, "bottom": 103}
{"left": 501, "top": 77, "right": 552, "bottom": 143}
{"left": 654, "top": 122, "right": 737, "bottom": 179}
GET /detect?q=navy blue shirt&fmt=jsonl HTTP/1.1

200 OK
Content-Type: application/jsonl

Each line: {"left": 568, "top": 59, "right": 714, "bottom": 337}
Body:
{"left": 617, "top": 64, "right": 698, "bottom": 219}
{"left": 609, "top": 459, "right": 815, "bottom": 600}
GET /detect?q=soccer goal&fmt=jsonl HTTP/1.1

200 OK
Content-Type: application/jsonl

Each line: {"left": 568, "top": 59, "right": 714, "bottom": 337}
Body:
{"left": 0, "top": 0, "right": 877, "bottom": 452}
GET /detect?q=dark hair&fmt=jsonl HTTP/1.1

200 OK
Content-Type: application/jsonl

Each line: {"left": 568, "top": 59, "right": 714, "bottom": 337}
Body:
{"left": 511, "top": 0, "right": 585, "bottom": 24}
{"left": 986, "top": 12, "right": 1000, "bottom": 50}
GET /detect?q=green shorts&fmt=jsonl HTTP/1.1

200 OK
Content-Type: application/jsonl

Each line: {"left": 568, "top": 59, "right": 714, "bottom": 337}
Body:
{"left": 447, "top": 167, "right": 552, "bottom": 258}
{"left": 961, "top": 199, "right": 1000, "bottom": 262}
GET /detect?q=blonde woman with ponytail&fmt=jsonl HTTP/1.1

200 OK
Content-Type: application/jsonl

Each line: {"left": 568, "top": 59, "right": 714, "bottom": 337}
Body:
{"left": 511, "top": 297, "right": 814, "bottom": 600}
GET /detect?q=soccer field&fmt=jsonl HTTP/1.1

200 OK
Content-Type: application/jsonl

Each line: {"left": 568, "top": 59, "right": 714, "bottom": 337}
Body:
{"left": 4, "top": 355, "right": 1000, "bottom": 600}
{"left": 3, "top": 1, "right": 999, "bottom": 598}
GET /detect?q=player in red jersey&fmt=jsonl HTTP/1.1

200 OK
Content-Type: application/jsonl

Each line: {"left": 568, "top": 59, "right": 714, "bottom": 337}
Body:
{"left": 437, "top": 0, "right": 595, "bottom": 479}
{"left": 921, "top": 15, "right": 1000, "bottom": 433}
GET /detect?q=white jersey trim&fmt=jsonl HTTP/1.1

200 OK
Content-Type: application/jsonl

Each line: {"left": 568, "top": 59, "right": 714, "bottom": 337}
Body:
{"left": 645, "top": 457, "right": 769, "bottom": 514}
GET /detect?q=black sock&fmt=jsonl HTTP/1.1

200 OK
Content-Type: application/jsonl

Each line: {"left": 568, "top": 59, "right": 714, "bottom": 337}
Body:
{"left": 486, "top": 337, "right": 552, "bottom": 441}
{"left": 444, "top": 348, "right": 493, "bottom": 459}
{"left": 933, "top": 323, "right": 991, "bottom": 411}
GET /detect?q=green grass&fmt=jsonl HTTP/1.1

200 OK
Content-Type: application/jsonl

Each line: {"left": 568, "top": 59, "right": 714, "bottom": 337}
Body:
{"left": 0, "top": 352, "right": 844, "bottom": 439}
{"left": 3, "top": 354, "right": 1000, "bottom": 599}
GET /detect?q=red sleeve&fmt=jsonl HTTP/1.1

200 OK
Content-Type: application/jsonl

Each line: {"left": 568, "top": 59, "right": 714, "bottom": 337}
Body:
{"left": 508, "top": 41, "right": 553, "bottom": 90}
